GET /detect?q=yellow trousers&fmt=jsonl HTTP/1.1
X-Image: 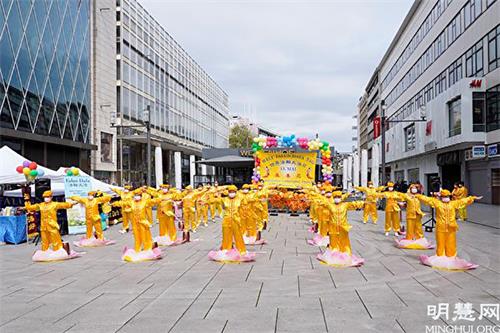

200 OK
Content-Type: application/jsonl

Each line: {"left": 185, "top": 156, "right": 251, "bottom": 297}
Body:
{"left": 245, "top": 216, "right": 258, "bottom": 238}
{"left": 309, "top": 204, "right": 317, "bottom": 222}
{"left": 135, "top": 221, "right": 153, "bottom": 252}
{"left": 435, "top": 231, "right": 457, "bottom": 257}
{"left": 210, "top": 203, "right": 223, "bottom": 219}
{"left": 198, "top": 205, "right": 208, "bottom": 224}
{"left": 363, "top": 202, "right": 378, "bottom": 223}
{"left": 328, "top": 229, "right": 351, "bottom": 254}
{"left": 122, "top": 212, "right": 131, "bottom": 231}
{"left": 221, "top": 223, "right": 246, "bottom": 253}
{"left": 319, "top": 219, "right": 329, "bottom": 237}
{"left": 183, "top": 208, "right": 196, "bottom": 231}
{"left": 458, "top": 207, "right": 467, "bottom": 220}
{"left": 262, "top": 203, "right": 269, "bottom": 222}
{"left": 41, "top": 229, "right": 63, "bottom": 251}
{"left": 86, "top": 217, "right": 103, "bottom": 239}
{"left": 406, "top": 216, "right": 423, "bottom": 240}
{"left": 385, "top": 211, "right": 400, "bottom": 232}
{"left": 158, "top": 214, "right": 177, "bottom": 241}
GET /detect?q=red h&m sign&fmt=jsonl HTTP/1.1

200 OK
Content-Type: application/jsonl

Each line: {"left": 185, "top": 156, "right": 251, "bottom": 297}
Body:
{"left": 373, "top": 116, "right": 381, "bottom": 139}
{"left": 426, "top": 120, "right": 432, "bottom": 136}
{"left": 469, "top": 80, "right": 482, "bottom": 88}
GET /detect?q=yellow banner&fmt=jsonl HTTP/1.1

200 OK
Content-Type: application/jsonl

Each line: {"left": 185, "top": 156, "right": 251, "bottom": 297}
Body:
{"left": 259, "top": 151, "right": 316, "bottom": 188}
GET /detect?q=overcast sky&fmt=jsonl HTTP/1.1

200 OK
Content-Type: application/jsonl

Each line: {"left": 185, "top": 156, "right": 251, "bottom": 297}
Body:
{"left": 141, "top": 0, "right": 413, "bottom": 152}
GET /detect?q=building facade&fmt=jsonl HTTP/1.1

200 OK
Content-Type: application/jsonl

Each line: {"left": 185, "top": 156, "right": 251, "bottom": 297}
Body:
{"left": 357, "top": 0, "right": 500, "bottom": 204}
{"left": 92, "top": 0, "right": 230, "bottom": 186}
{"left": 230, "top": 115, "right": 280, "bottom": 138}
{"left": 0, "top": 0, "right": 94, "bottom": 171}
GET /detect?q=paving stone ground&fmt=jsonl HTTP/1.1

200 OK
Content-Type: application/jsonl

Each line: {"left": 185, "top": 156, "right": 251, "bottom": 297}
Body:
{"left": 0, "top": 210, "right": 499, "bottom": 333}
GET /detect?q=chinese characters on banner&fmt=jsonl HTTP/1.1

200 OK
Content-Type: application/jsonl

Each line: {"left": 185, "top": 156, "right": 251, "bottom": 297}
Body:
{"left": 64, "top": 176, "right": 92, "bottom": 234}
{"left": 21, "top": 184, "right": 37, "bottom": 239}
{"left": 258, "top": 151, "right": 316, "bottom": 189}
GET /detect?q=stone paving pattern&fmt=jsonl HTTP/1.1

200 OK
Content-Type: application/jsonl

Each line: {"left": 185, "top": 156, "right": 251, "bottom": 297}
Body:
{"left": 0, "top": 210, "right": 499, "bottom": 332}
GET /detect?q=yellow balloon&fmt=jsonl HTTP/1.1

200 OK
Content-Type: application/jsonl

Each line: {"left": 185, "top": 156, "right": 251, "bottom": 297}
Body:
{"left": 72, "top": 168, "right": 80, "bottom": 176}
{"left": 23, "top": 167, "right": 30, "bottom": 175}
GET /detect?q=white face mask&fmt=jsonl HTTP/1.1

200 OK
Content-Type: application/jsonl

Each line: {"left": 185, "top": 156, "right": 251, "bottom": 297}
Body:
{"left": 325, "top": 192, "right": 332, "bottom": 198}
{"left": 162, "top": 189, "right": 169, "bottom": 193}
{"left": 411, "top": 188, "right": 418, "bottom": 194}
{"left": 88, "top": 195, "right": 94, "bottom": 200}
{"left": 388, "top": 187, "right": 394, "bottom": 191}
{"left": 369, "top": 185, "right": 374, "bottom": 188}
{"left": 228, "top": 192, "right": 236, "bottom": 198}
{"left": 320, "top": 191, "right": 325, "bottom": 195}
{"left": 124, "top": 189, "right": 130, "bottom": 193}
{"left": 334, "top": 198, "right": 341, "bottom": 204}
{"left": 243, "top": 189, "right": 249, "bottom": 194}
{"left": 134, "top": 195, "right": 142, "bottom": 201}
{"left": 44, "top": 197, "right": 52, "bottom": 203}
{"left": 442, "top": 197, "right": 451, "bottom": 203}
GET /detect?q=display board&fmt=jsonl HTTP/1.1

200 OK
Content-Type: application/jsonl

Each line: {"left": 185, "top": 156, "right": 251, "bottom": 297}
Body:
{"left": 258, "top": 151, "right": 316, "bottom": 188}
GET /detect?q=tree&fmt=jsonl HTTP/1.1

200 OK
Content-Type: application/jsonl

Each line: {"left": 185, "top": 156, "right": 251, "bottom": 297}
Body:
{"left": 229, "top": 125, "right": 255, "bottom": 148}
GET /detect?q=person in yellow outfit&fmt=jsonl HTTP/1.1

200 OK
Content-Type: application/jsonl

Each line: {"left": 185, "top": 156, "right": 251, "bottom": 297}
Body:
{"left": 316, "top": 191, "right": 365, "bottom": 267}
{"left": 308, "top": 183, "right": 321, "bottom": 224}
{"left": 196, "top": 184, "right": 210, "bottom": 227}
{"left": 239, "top": 184, "right": 265, "bottom": 244}
{"left": 208, "top": 185, "right": 255, "bottom": 262}
{"left": 152, "top": 184, "right": 179, "bottom": 245}
{"left": 452, "top": 182, "right": 469, "bottom": 221}
{"left": 182, "top": 185, "right": 206, "bottom": 236}
{"left": 113, "top": 190, "right": 164, "bottom": 262}
{"left": 379, "top": 182, "right": 404, "bottom": 236}
{"left": 70, "top": 191, "right": 114, "bottom": 247}
{"left": 394, "top": 184, "right": 434, "bottom": 249}
{"left": 257, "top": 182, "right": 270, "bottom": 228}
{"left": 416, "top": 189, "right": 481, "bottom": 270}
{"left": 212, "top": 182, "right": 224, "bottom": 220}
{"left": 25, "top": 191, "right": 80, "bottom": 262}
{"left": 355, "top": 181, "right": 384, "bottom": 224}
{"left": 112, "top": 185, "right": 134, "bottom": 233}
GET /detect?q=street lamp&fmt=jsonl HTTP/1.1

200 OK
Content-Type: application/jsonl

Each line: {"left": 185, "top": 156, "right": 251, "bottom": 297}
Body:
{"left": 380, "top": 100, "right": 427, "bottom": 185}
{"left": 111, "top": 105, "right": 152, "bottom": 187}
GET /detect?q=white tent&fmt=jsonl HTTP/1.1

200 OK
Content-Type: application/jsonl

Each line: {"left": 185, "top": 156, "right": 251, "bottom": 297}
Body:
{"left": 55, "top": 167, "right": 119, "bottom": 195}
{"left": 0, "top": 145, "right": 62, "bottom": 184}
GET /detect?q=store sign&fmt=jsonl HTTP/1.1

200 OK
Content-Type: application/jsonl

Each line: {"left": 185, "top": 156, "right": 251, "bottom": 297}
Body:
{"left": 469, "top": 79, "right": 482, "bottom": 88}
{"left": 373, "top": 116, "right": 381, "bottom": 139}
{"left": 472, "top": 146, "right": 486, "bottom": 158}
{"left": 64, "top": 176, "right": 92, "bottom": 234}
{"left": 239, "top": 149, "right": 254, "bottom": 157}
{"left": 488, "top": 144, "right": 498, "bottom": 157}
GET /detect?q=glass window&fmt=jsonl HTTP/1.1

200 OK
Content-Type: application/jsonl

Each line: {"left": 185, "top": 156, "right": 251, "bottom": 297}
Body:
{"left": 473, "top": 92, "right": 486, "bottom": 132}
{"left": 100, "top": 132, "right": 113, "bottom": 162}
{"left": 486, "top": 85, "right": 500, "bottom": 132}
{"left": 405, "top": 124, "right": 416, "bottom": 151}
{"left": 448, "top": 98, "right": 462, "bottom": 137}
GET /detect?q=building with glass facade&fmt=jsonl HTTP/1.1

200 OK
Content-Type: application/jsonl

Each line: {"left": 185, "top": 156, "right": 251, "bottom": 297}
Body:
{"left": 0, "top": 0, "right": 93, "bottom": 170}
{"left": 357, "top": 0, "right": 500, "bottom": 204}
{"left": 92, "top": 0, "right": 230, "bottom": 187}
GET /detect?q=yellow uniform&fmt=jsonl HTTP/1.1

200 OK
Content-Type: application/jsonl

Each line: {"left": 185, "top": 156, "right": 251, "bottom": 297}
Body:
{"left": 381, "top": 191, "right": 404, "bottom": 233}
{"left": 112, "top": 188, "right": 134, "bottom": 231}
{"left": 70, "top": 195, "right": 112, "bottom": 240}
{"left": 399, "top": 193, "right": 424, "bottom": 240}
{"left": 182, "top": 189, "right": 200, "bottom": 232}
{"left": 326, "top": 201, "right": 365, "bottom": 254}
{"left": 355, "top": 186, "right": 383, "bottom": 224}
{"left": 417, "top": 195, "right": 476, "bottom": 257}
{"left": 196, "top": 188, "right": 210, "bottom": 226}
{"left": 239, "top": 190, "right": 259, "bottom": 238}
{"left": 221, "top": 196, "right": 246, "bottom": 253}
{"left": 113, "top": 197, "right": 158, "bottom": 252}
{"left": 156, "top": 191, "right": 177, "bottom": 241}
{"left": 453, "top": 186, "right": 469, "bottom": 220}
{"left": 25, "top": 201, "right": 74, "bottom": 251}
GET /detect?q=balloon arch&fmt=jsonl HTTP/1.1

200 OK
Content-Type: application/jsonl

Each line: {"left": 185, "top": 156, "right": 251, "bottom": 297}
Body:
{"left": 250, "top": 135, "right": 333, "bottom": 183}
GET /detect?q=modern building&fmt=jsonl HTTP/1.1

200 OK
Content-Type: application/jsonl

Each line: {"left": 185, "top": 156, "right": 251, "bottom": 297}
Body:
{"left": 0, "top": 0, "right": 94, "bottom": 171}
{"left": 92, "top": 0, "right": 230, "bottom": 187}
{"left": 230, "top": 115, "right": 280, "bottom": 138}
{"left": 357, "top": 0, "right": 500, "bottom": 204}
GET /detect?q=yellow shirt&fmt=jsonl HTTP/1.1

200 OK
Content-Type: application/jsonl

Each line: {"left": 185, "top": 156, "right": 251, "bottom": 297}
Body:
{"left": 355, "top": 186, "right": 383, "bottom": 203}
{"left": 382, "top": 191, "right": 404, "bottom": 212}
{"left": 70, "top": 196, "right": 112, "bottom": 222}
{"left": 25, "top": 201, "right": 74, "bottom": 231}
{"left": 326, "top": 201, "right": 364, "bottom": 235}
{"left": 417, "top": 195, "right": 475, "bottom": 232}
{"left": 400, "top": 193, "right": 424, "bottom": 219}
{"left": 222, "top": 197, "right": 242, "bottom": 227}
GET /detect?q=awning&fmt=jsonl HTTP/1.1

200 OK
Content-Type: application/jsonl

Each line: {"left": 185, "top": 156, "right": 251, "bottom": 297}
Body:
{"left": 196, "top": 155, "right": 254, "bottom": 168}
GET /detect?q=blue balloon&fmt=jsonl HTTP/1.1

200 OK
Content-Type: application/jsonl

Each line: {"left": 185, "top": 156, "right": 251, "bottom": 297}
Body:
{"left": 37, "top": 169, "right": 45, "bottom": 177}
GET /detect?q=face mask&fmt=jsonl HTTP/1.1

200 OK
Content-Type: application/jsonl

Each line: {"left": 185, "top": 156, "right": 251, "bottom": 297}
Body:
{"left": 442, "top": 197, "right": 451, "bottom": 203}
{"left": 134, "top": 195, "right": 141, "bottom": 201}
{"left": 325, "top": 193, "right": 332, "bottom": 198}
{"left": 228, "top": 192, "right": 236, "bottom": 198}
{"left": 88, "top": 195, "right": 94, "bottom": 200}
{"left": 44, "top": 197, "right": 52, "bottom": 203}
{"left": 243, "top": 189, "right": 249, "bottom": 194}
{"left": 334, "top": 198, "right": 341, "bottom": 204}
{"left": 388, "top": 187, "right": 394, "bottom": 191}
{"left": 162, "top": 189, "right": 169, "bottom": 193}
{"left": 321, "top": 191, "right": 325, "bottom": 195}
{"left": 411, "top": 188, "right": 418, "bottom": 194}
{"left": 124, "top": 190, "right": 129, "bottom": 193}
{"left": 369, "top": 185, "right": 374, "bottom": 188}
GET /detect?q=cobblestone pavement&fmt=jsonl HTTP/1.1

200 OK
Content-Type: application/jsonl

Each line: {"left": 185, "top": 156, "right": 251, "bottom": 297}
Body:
{"left": 0, "top": 211, "right": 499, "bottom": 332}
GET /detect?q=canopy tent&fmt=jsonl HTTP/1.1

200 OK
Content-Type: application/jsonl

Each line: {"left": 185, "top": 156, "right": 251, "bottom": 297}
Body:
{"left": 0, "top": 146, "right": 62, "bottom": 185}
{"left": 196, "top": 155, "right": 254, "bottom": 168}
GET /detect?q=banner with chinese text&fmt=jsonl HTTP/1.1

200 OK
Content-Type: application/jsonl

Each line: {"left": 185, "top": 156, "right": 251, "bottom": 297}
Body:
{"left": 259, "top": 151, "right": 316, "bottom": 188}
